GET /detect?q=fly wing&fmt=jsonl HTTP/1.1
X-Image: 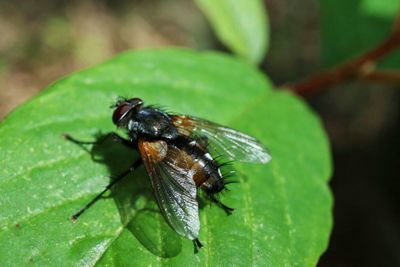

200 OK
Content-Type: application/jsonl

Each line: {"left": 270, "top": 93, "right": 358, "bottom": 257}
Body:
{"left": 172, "top": 115, "right": 271, "bottom": 163}
{"left": 138, "top": 139, "right": 200, "bottom": 240}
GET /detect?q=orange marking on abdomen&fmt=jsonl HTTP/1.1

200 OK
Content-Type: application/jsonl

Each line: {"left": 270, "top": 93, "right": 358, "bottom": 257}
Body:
{"left": 191, "top": 161, "right": 208, "bottom": 186}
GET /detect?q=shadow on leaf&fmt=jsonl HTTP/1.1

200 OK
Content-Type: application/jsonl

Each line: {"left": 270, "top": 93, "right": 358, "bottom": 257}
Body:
{"left": 69, "top": 132, "right": 182, "bottom": 258}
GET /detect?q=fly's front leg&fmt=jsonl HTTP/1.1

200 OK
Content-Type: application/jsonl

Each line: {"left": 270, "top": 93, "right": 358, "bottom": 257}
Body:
{"left": 71, "top": 158, "right": 142, "bottom": 221}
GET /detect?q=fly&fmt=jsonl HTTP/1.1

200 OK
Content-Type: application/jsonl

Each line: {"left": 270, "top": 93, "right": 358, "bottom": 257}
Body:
{"left": 64, "top": 97, "right": 271, "bottom": 252}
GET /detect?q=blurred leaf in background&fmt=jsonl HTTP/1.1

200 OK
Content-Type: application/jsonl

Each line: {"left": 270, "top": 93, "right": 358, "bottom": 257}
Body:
{"left": 195, "top": 0, "right": 269, "bottom": 64}
{"left": 359, "top": 0, "right": 400, "bottom": 19}
{"left": 320, "top": 0, "right": 400, "bottom": 68}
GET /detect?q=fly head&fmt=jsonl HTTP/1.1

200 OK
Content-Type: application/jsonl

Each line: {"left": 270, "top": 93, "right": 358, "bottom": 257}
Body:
{"left": 112, "top": 97, "right": 143, "bottom": 128}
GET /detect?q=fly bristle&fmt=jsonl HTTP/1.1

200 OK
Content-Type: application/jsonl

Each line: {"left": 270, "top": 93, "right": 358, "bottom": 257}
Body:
{"left": 213, "top": 154, "right": 226, "bottom": 161}
{"left": 224, "top": 180, "right": 239, "bottom": 185}
{"left": 222, "top": 175, "right": 239, "bottom": 193}
{"left": 221, "top": 170, "right": 236, "bottom": 177}
{"left": 217, "top": 161, "right": 234, "bottom": 168}
{"left": 148, "top": 104, "right": 168, "bottom": 112}
{"left": 111, "top": 96, "right": 128, "bottom": 108}
{"left": 203, "top": 139, "right": 211, "bottom": 149}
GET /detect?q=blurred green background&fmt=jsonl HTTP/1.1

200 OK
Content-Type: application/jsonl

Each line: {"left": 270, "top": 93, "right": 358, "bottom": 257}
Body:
{"left": 0, "top": 0, "right": 399, "bottom": 266}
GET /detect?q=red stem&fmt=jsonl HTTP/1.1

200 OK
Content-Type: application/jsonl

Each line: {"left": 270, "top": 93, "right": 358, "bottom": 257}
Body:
{"left": 359, "top": 70, "right": 400, "bottom": 83}
{"left": 285, "top": 28, "right": 400, "bottom": 96}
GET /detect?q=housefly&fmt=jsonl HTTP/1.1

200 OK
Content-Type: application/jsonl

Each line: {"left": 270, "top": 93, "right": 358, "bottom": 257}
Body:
{"left": 65, "top": 97, "right": 271, "bottom": 251}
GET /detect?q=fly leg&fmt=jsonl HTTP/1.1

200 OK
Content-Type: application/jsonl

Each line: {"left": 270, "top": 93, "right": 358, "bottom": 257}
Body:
{"left": 193, "top": 238, "right": 203, "bottom": 253}
{"left": 209, "top": 194, "right": 234, "bottom": 215}
{"left": 71, "top": 158, "right": 142, "bottom": 221}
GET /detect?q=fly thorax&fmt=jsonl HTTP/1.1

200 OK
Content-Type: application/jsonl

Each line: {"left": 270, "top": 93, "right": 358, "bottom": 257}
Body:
{"left": 134, "top": 108, "right": 177, "bottom": 139}
{"left": 127, "top": 120, "right": 140, "bottom": 141}
{"left": 127, "top": 120, "right": 139, "bottom": 132}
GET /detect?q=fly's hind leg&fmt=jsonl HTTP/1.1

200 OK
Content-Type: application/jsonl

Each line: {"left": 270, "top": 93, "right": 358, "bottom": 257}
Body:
{"left": 208, "top": 194, "right": 234, "bottom": 215}
{"left": 193, "top": 238, "right": 203, "bottom": 253}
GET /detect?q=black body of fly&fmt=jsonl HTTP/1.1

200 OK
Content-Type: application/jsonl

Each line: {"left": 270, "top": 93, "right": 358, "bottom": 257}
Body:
{"left": 65, "top": 97, "right": 271, "bottom": 252}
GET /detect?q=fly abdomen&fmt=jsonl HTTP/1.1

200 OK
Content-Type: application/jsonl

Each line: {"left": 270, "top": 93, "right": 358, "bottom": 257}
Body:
{"left": 180, "top": 139, "right": 225, "bottom": 194}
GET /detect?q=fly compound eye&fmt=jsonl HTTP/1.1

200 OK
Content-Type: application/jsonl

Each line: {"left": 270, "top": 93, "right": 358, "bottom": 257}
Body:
{"left": 112, "top": 103, "right": 132, "bottom": 125}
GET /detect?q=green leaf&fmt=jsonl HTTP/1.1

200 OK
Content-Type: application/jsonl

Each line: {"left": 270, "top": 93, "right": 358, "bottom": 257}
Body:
{"left": 0, "top": 49, "right": 332, "bottom": 266}
{"left": 320, "top": 0, "right": 400, "bottom": 68}
{"left": 359, "top": 0, "right": 400, "bottom": 19}
{"left": 195, "top": 0, "right": 269, "bottom": 64}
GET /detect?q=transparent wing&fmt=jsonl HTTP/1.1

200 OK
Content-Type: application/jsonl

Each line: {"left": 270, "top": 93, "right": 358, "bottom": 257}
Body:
{"left": 172, "top": 115, "right": 271, "bottom": 163}
{"left": 138, "top": 139, "right": 200, "bottom": 240}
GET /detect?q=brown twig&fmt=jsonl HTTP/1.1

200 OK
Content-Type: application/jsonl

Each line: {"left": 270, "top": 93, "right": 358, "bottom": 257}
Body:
{"left": 285, "top": 17, "right": 400, "bottom": 96}
{"left": 358, "top": 70, "right": 400, "bottom": 83}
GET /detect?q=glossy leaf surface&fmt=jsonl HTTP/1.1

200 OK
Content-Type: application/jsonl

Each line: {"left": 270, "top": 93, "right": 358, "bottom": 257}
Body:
{"left": 0, "top": 49, "right": 332, "bottom": 266}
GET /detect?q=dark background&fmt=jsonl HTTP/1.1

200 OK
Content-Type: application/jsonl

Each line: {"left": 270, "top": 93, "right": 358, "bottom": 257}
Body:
{"left": 1, "top": 0, "right": 399, "bottom": 266}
